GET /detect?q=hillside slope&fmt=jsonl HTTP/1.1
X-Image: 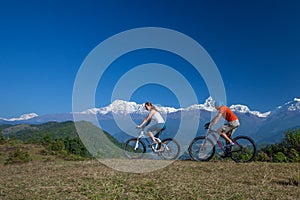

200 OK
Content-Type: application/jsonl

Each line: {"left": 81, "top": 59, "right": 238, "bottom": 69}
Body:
{"left": 0, "top": 160, "right": 298, "bottom": 199}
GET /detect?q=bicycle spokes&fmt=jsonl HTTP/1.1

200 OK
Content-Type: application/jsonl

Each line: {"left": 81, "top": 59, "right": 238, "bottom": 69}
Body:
{"left": 188, "top": 136, "right": 215, "bottom": 161}
{"left": 230, "top": 136, "right": 256, "bottom": 163}
{"left": 159, "top": 138, "right": 180, "bottom": 160}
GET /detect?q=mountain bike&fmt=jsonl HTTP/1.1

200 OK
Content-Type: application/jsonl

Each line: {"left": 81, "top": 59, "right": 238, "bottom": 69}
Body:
{"left": 188, "top": 128, "right": 256, "bottom": 162}
{"left": 123, "top": 125, "right": 180, "bottom": 160}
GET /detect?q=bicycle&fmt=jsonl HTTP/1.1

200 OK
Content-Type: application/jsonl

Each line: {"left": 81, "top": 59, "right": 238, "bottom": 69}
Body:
{"left": 188, "top": 128, "right": 256, "bottom": 163}
{"left": 123, "top": 125, "right": 180, "bottom": 160}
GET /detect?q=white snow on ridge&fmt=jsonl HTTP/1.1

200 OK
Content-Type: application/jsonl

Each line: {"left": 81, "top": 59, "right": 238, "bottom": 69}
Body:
{"left": 77, "top": 98, "right": 272, "bottom": 118}
{"left": 0, "top": 113, "right": 38, "bottom": 121}
{"left": 6, "top": 97, "right": 300, "bottom": 121}
{"left": 230, "top": 104, "right": 270, "bottom": 118}
{"left": 276, "top": 97, "right": 300, "bottom": 111}
{"left": 288, "top": 98, "right": 300, "bottom": 111}
{"left": 79, "top": 100, "right": 179, "bottom": 115}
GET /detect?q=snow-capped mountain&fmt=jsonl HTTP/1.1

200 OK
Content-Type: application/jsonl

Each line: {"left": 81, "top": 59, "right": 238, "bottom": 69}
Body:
{"left": 0, "top": 113, "right": 38, "bottom": 122}
{"left": 77, "top": 97, "right": 270, "bottom": 118}
{"left": 1, "top": 97, "right": 299, "bottom": 145}
{"left": 230, "top": 104, "right": 271, "bottom": 118}
{"left": 275, "top": 98, "right": 300, "bottom": 111}
{"left": 78, "top": 100, "right": 180, "bottom": 116}
{"left": 2, "top": 97, "right": 299, "bottom": 122}
{"left": 79, "top": 100, "right": 145, "bottom": 115}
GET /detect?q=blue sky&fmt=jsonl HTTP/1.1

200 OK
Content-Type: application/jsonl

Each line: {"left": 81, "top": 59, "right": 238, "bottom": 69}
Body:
{"left": 0, "top": 0, "right": 299, "bottom": 118}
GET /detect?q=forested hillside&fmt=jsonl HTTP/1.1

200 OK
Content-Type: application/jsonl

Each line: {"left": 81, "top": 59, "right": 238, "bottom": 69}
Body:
{"left": 0, "top": 122, "right": 299, "bottom": 164}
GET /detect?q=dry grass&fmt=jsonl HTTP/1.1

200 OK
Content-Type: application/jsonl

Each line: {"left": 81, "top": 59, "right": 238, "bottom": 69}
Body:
{"left": 0, "top": 160, "right": 299, "bottom": 199}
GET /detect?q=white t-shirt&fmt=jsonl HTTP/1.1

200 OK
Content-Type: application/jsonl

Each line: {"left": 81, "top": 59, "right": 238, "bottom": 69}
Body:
{"left": 152, "top": 111, "right": 165, "bottom": 123}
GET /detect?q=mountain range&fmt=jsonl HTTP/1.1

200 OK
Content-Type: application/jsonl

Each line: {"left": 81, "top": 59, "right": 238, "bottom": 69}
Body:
{"left": 1, "top": 97, "right": 300, "bottom": 145}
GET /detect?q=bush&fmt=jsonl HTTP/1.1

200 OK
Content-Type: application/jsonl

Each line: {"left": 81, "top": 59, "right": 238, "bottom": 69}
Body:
{"left": 258, "top": 129, "right": 300, "bottom": 163}
{"left": 5, "top": 148, "right": 32, "bottom": 165}
{"left": 273, "top": 152, "right": 288, "bottom": 163}
{"left": 256, "top": 151, "right": 271, "bottom": 162}
{"left": 0, "top": 128, "right": 4, "bottom": 143}
{"left": 288, "top": 148, "right": 300, "bottom": 162}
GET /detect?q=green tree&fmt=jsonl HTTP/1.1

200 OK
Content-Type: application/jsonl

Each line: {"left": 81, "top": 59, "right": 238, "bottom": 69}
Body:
{"left": 0, "top": 128, "right": 4, "bottom": 143}
{"left": 258, "top": 129, "right": 300, "bottom": 162}
{"left": 273, "top": 152, "right": 288, "bottom": 163}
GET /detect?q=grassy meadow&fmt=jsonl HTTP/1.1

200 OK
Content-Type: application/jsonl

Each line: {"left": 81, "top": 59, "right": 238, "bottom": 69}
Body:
{"left": 0, "top": 159, "right": 299, "bottom": 200}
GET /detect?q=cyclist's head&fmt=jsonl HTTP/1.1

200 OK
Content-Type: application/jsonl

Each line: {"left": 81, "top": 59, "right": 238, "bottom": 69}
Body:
{"left": 214, "top": 100, "right": 224, "bottom": 108}
{"left": 144, "top": 102, "right": 158, "bottom": 111}
{"left": 144, "top": 102, "right": 153, "bottom": 110}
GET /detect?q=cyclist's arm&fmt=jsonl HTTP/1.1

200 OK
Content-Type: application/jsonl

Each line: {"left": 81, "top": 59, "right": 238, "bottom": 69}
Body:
{"left": 209, "top": 112, "right": 222, "bottom": 129}
{"left": 138, "top": 110, "right": 155, "bottom": 127}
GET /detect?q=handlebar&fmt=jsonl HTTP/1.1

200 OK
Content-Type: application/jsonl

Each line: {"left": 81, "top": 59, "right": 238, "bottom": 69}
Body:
{"left": 136, "top": 126, "right": 146, "bottom": 130}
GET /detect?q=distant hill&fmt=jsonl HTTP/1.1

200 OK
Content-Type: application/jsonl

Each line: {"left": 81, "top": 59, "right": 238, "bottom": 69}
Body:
{"left": 1, "top": 97, "right": 300, "bottom": 145}
{"left": 0, "top": 121, "right": 124, "bottom": 159}
{"left": 1, "top": 121, "right": 79, "bottom": 141}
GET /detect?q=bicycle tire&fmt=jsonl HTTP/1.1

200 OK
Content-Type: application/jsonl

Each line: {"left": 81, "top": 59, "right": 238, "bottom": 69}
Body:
{"left": 123, "top": 138, "right": 146, "bottom": 159}
{"left": 159, "top": 138, "right": 180, "bottom": 160}
{"left": 188, "top": 136, "right": 215, "bottom": 161}
{"left": 230, "top": 136, "right": 256, "bottom": 163}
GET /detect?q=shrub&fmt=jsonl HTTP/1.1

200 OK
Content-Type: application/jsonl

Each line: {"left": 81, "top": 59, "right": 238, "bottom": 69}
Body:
{"left": 0, "top": 128, "right": 4, "bottom": 143}
{"left": 273, "top": 152, "right": 288, "bottom": 163}
{"left": 288, "top": 148, "right": 300, "bottom": 162}
{"left": 5, "top": 147, "right": 32, "bottom": 165}
{"left": 256, "top": 151, "right": 271, "bottom": 162}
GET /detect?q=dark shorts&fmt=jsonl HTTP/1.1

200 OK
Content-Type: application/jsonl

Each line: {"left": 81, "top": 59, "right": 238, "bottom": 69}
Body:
{"left": 147, "top": 123, "right": 165, "bottom": 133}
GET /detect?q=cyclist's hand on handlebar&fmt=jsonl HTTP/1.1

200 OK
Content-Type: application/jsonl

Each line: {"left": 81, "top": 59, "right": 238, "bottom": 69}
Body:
{"left": 136, "top": 125, "right": 142, "bottom": 129}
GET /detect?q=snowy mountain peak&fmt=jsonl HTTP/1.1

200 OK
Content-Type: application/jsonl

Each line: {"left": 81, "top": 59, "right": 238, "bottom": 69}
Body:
{"left": 0, "top": 113, "right": 38, "bottom": 122}
{"left": 80, "top": 100, "right": 144, "bottom": 115}
{"left": 276, "top": 97, "right": 300, "bottom": 111}
{"left": 288, "top": 98, "right": 300, "bottom": 111}
{"left": 79, "top": 97, "right": 272, "bottom": 117}
{"left": 294, "top": 98, "right": 300, "bottom": 102}
{"left": 202, "top": 96, "right": 216, "bottom": 111}
{"left": 230, "top": 105, "right": 270, "bottom": 118}
{"left": 110, "top": 100, "right": 144, "bottom": 114}
{"left": 230, "top": 104, "right": 250, "bottom": 113}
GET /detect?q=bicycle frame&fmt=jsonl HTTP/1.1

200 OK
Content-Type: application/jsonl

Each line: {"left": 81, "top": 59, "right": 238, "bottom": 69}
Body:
{"left": 189, "top": 128, "right": 256, "bottom": 162}
{"left": 135, "top": 126, "right": 162, "bottom": 152}
{"left": 204, "top": 129, "right": 231, "bottom": 152}
{"left": 124, "top": 126, "right": 180, "bottom": 160}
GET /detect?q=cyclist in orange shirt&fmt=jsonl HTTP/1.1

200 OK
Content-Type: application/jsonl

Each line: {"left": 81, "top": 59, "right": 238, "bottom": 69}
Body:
{"left": 208, "top": 100, "right": 240, "bottom": 147}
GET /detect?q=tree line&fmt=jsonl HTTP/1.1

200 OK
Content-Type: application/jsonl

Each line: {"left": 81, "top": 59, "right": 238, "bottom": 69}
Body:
{"left": 256, "top": 129, "right": 300, "bottom": 163}
{"left": 0, "top": 126, "right": 299, "bottom": 164}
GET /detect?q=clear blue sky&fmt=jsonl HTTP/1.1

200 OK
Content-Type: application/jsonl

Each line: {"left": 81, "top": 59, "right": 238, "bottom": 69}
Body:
{"left": 0, "top": 0, "right": 299, "bottom": 118}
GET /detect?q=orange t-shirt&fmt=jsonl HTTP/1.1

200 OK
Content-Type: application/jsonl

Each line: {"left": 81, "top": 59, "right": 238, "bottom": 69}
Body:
{"left": 219, "top": 106, "right": 238, "bottom": 122}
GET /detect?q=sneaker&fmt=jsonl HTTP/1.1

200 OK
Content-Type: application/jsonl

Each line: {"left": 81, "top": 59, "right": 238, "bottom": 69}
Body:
{"left": 156, "top": 142, "right": 162, "bottom": 151}
{"left": 225, "top": 142, "right": 234, "bottom": 148}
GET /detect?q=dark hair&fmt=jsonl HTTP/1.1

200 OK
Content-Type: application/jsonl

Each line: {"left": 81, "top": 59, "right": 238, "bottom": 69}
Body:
{"left": 145, "top": 102, "right": 158, "bottom": 111}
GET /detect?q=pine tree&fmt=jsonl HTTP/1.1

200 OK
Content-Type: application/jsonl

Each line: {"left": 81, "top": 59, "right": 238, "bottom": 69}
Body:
{"left": 0, "top": 128, "right": 4, "bottom": 143}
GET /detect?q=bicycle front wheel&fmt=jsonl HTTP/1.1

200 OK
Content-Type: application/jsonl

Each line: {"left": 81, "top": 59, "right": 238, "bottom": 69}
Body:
{"left": 159, "top": 138, "right": 180, "bottom": 160}
{"left": 123, "top": 138, "right": 146, "bottom": 159}
{"left": 188, "top": 136, "right": 215, "bottom": 161}
{"left": 230, "top": 136, "right": 256, "bottom": 163}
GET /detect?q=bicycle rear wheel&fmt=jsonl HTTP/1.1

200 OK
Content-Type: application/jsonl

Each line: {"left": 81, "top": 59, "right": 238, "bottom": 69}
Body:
{"left": 188, "top": 136, "right": 215, "bottom": 161}
{"left": 230, "top": 136, "right": 256, "bottom": 163}
{"left": 123, "top": 138, "right": 146, "bottom": 159}
{"left": 159, "top": 138, "right": 180, "bottom": 160}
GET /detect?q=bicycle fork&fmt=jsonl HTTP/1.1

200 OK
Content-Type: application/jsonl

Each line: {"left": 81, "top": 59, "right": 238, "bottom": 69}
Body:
{"left": 134, "top": 133, "right": 144, "bottom": 151}
{"left": 134, "top": 138, "right": 140, "bottom": 151}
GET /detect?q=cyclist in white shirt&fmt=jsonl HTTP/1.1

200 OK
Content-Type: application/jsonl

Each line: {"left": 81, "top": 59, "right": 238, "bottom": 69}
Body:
{"left": 137, "top": 102, "right": 165, "bottom": 144}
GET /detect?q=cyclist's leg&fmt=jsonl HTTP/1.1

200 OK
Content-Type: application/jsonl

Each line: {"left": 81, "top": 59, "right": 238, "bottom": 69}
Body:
{"left": 147, "top": 123, "right": 164, "bottom": 143}
{"left": 217, "top": 125, "right": 234, "bottom": 145}
{"left": 225, "top": 120, "right": 240, "bottom": 140}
